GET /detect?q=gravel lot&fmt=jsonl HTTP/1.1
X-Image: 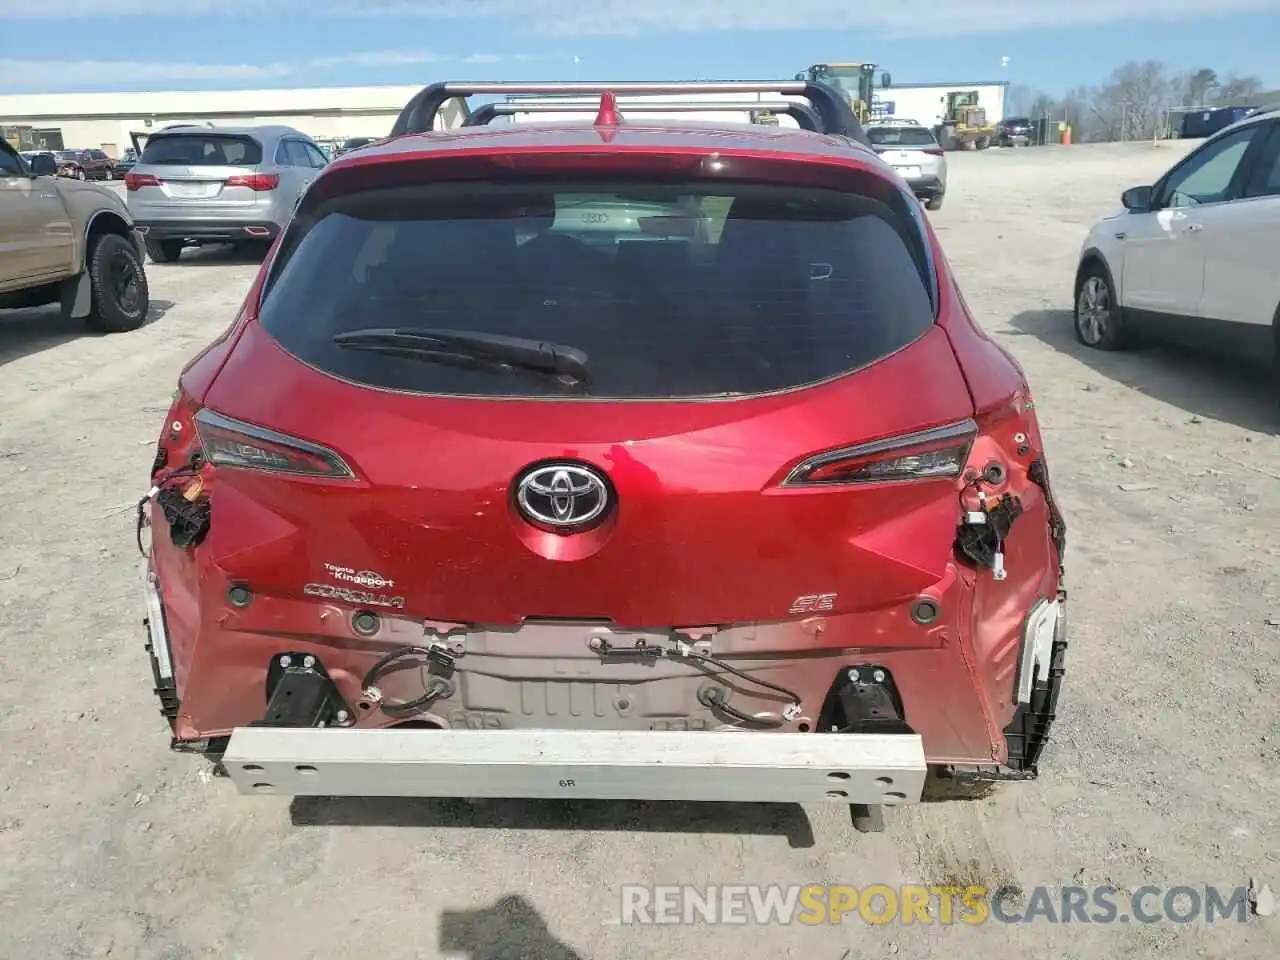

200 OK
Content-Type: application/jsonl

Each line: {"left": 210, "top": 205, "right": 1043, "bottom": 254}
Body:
{"left": 1, "top": 143, "right": 1277, "bottom": 960}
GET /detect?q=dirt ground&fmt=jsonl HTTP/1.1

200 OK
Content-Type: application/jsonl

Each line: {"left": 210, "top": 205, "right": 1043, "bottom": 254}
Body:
{"left": 1, "top": 143, "right": 1277, "bottom": 960}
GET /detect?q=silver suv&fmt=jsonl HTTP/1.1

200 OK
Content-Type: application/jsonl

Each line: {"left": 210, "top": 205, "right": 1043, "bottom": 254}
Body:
{"left": 865, "top": 123, "right": 948, "bottom": 211}
{"left": 125, "top": 125, "right": 328, "bottom": 263}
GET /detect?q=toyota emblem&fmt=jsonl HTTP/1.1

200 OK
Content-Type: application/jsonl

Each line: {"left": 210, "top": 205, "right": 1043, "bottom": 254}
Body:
{"left": 515, "top": 463, "right": 611, "bottom": 529}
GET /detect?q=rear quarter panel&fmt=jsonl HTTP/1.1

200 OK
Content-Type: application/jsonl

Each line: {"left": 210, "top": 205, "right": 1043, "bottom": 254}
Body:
{"left": 48, "top": 180, "right": 124, "bottom": 274}
{"left": 929, "top": 228, "right": 1063, "bottom": 757}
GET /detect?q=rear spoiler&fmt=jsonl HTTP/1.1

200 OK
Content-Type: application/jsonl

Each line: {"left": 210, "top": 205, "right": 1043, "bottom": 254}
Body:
{"left": 390, "top": 81, "right": 868, "bottom": 144}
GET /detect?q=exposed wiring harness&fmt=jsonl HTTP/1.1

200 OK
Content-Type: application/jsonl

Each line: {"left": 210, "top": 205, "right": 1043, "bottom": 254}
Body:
{"left": 354, "top": 639, "right": 803, "bottom": 726}
{"left": 135, "top": 462, "right": 204, "bottom": 557}
{"left": 668, "top": 640, "right": 803, "bottom": 727}
{"left": 360, "top": 645, "right": 453, "bottom": 715}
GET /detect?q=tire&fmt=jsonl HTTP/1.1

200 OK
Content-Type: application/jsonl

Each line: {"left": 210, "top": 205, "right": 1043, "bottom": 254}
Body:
{"left": 145, "top": 238, "right": 184, "bottom": 263}
{"left": 104, "top": 168, "right": 113, "bottom": 181}
{"left": 84, "top": 233, "right": 150, "bottom": 333}
{"left": 976, "top": 137, "right": 991, "bottom": 150}
{"left": 1074, "top": 262, "right": 1128, "bottom": 350}
{"left": 76, "top": 168, "right": 86, "bottom": 180}
{"left": 925, "top": 194, "right": 944, "bottom": 211}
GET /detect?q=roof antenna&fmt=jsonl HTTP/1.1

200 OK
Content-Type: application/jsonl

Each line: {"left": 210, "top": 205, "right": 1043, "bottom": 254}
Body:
{"left": 594, "top": 90, "right": 623, "bottom": 127}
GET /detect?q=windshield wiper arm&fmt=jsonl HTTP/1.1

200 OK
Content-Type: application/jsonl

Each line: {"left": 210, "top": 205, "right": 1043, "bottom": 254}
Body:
{"left": 332, "top": 327, "right": 590, "bottom": 381}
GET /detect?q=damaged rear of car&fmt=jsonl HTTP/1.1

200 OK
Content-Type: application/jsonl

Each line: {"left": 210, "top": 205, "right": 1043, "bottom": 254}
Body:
{"left": 137, "top": 81, "right": 1066, "bottom": 831}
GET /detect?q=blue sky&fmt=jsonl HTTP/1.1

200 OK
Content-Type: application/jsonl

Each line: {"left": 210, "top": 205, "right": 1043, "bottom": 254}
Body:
{"left": 0, "top": 1, "right": 1277, "bottom": 97}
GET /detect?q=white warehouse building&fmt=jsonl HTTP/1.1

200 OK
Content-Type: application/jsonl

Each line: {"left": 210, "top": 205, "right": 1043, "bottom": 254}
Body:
{"left": 0, "top": 85, "right": 466, "bottom": 157}
{"left": 500, "top": 80, "right": 1009, "bottom": 131}
{"left": 0, "top": 78, "right": 1007, "bottom": 158}
{"left": 869, "top": 80, "right": 1009, "bottom": 127}
{"left": 502, "top": 90, "right": 814, "bottom": 127}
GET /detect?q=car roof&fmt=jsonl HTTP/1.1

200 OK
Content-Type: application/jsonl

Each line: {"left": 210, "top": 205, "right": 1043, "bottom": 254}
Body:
{"left": 340, "top": 119, "right": 879, "bottom": 166}
{"left": 146, "top": 124, "right": 307, "bottom": 141}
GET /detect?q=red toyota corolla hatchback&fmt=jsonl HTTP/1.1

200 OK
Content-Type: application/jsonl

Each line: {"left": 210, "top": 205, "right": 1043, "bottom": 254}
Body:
{"left": 139, "top": 81, "right": 1067, "bottom": 831}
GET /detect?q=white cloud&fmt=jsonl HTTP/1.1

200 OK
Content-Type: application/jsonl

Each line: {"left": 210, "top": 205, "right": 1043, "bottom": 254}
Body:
{"left": 3, "top": 0, "right": 1280, "bottom": 35}
{"left": 0, "top": 58, "right": 292, "bottom": 87}
{"left": 0, "top": 50, "right": 511, "bottom": 87}
{"left": 308, "top": 50, "right": 442, "bottom": 68}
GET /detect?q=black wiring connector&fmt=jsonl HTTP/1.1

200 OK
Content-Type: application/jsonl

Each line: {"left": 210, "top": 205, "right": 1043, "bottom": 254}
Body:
{"left": 155, "top": 488, "right": 211, "bottom": 548}
{"left": 361, "top": 645, "right": 453, "bottom": 715}
{"left": 136, "top": 465, "right": 206, "bottom": 557}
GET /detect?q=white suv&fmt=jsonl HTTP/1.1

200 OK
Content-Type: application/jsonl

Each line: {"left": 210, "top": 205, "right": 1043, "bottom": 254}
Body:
{"left": 1073, "top": 106, "right": 1280, "bottom": 382}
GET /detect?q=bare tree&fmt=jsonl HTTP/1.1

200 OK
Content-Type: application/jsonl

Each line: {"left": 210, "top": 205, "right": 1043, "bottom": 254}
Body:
{"left": 1029, "top": 92, "right": 1056, "bottom": 118}
{"left": 1059, "top": 86, "right": 1097, "bottom": 139}
{"left": 1097, "top": 60, "right": 1173, "bottom": 140}
{"left": 1006, "top": 83, "right": 1033, "bottom": 117}
{"left": 1180, "top": 68, "right": 1218, "bottom": 106}
{"left": 1218, "top": 73, "right": 1265, "bottom": 102}
{"left": 1008, "top": 61, "right": 1262, "bottom": 143}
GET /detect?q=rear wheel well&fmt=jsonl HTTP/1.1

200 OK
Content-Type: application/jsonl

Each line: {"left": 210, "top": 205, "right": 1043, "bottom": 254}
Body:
{"left": 84, "top": 211, "right": 132, "bottom": 265}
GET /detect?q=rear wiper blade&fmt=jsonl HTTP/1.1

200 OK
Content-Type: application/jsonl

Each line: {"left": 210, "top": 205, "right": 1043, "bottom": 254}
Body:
{"left": 332, "top": 327, "right": 589, "bottom": 381}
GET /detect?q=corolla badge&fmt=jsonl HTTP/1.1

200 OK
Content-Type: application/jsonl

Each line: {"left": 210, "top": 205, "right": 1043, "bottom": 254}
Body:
{"left": 516, "top": 463, "right": 610, "bottom": 528}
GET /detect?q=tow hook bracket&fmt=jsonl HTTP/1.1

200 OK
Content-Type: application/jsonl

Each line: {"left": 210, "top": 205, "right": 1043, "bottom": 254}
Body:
{"left": 834, "top": 666, "right": 915, "bottom": 834}
{"left": 252, "top": 652, "right": 351, "bottom": 728}
{"left": 837, "top": 666, "right": 914, "bottom": 737}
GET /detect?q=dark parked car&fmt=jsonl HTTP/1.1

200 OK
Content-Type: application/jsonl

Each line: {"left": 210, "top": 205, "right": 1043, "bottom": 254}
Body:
{"left": 52, "top": 148, "right": 116, "bottom": 181}
{"left": 996, "top": 117, "right": 1034, "bottom": 146}
{"left": 334, "top": 136, "right": 377, "bottom": 156}
{"left": 114, "top": 147, "right": 138, "bottom": 175}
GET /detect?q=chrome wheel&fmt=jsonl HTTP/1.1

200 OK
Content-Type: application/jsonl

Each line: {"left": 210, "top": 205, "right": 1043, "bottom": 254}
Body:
{"left": 1076, "top": 275, "right": 1111, "bottom": 345}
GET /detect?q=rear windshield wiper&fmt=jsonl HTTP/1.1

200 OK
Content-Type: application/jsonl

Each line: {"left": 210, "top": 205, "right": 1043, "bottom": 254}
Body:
{"left": 332, "top": 327, "right": 590, "bottom": 382}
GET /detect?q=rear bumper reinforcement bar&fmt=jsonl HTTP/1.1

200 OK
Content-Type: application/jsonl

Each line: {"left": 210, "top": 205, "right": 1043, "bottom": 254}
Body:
{"left": 223, "top": 728, "right": 927, "bottom": 804}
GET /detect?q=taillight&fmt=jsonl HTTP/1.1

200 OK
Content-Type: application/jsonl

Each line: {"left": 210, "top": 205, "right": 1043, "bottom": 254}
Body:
{"left": 125, "top": 172, "right": 159, "bottom": 190}
{"left": 224, "top": 173, "right": 280, "bottom": 191}
{"left": 783, "top": 420, "right": 977, "bottom": 486}
{"left": 192, "top": 409, "right": 353, "bottom": 478}
{"left": 922, "top": 148, "right": 944, "bottom": 156}
{"left": 153, "top": 387, "right": 203, "bottom": 478}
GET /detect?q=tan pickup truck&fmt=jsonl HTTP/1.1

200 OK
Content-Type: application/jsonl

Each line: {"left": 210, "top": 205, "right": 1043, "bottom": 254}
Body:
{"left": 1, "top": 139, "right": 150, "bottom": 332}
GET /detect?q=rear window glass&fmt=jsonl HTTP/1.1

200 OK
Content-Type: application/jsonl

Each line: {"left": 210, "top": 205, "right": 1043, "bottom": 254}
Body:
{"left": 259, "top": 180, "right": 936, "bottom": 399}
{"left": 867, "top": 127, "right": 938, "bottom": 147}
{"left": 139, "top": 134, "right": 263, "bottom": 166}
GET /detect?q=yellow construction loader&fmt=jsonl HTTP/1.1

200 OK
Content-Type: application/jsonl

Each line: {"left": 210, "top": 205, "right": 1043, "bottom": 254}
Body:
{"left": 794, "top": 63, "right": 892, "bottom": 125}
{"left": 935, "top": 91, "right": 997, "bottom": 150}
